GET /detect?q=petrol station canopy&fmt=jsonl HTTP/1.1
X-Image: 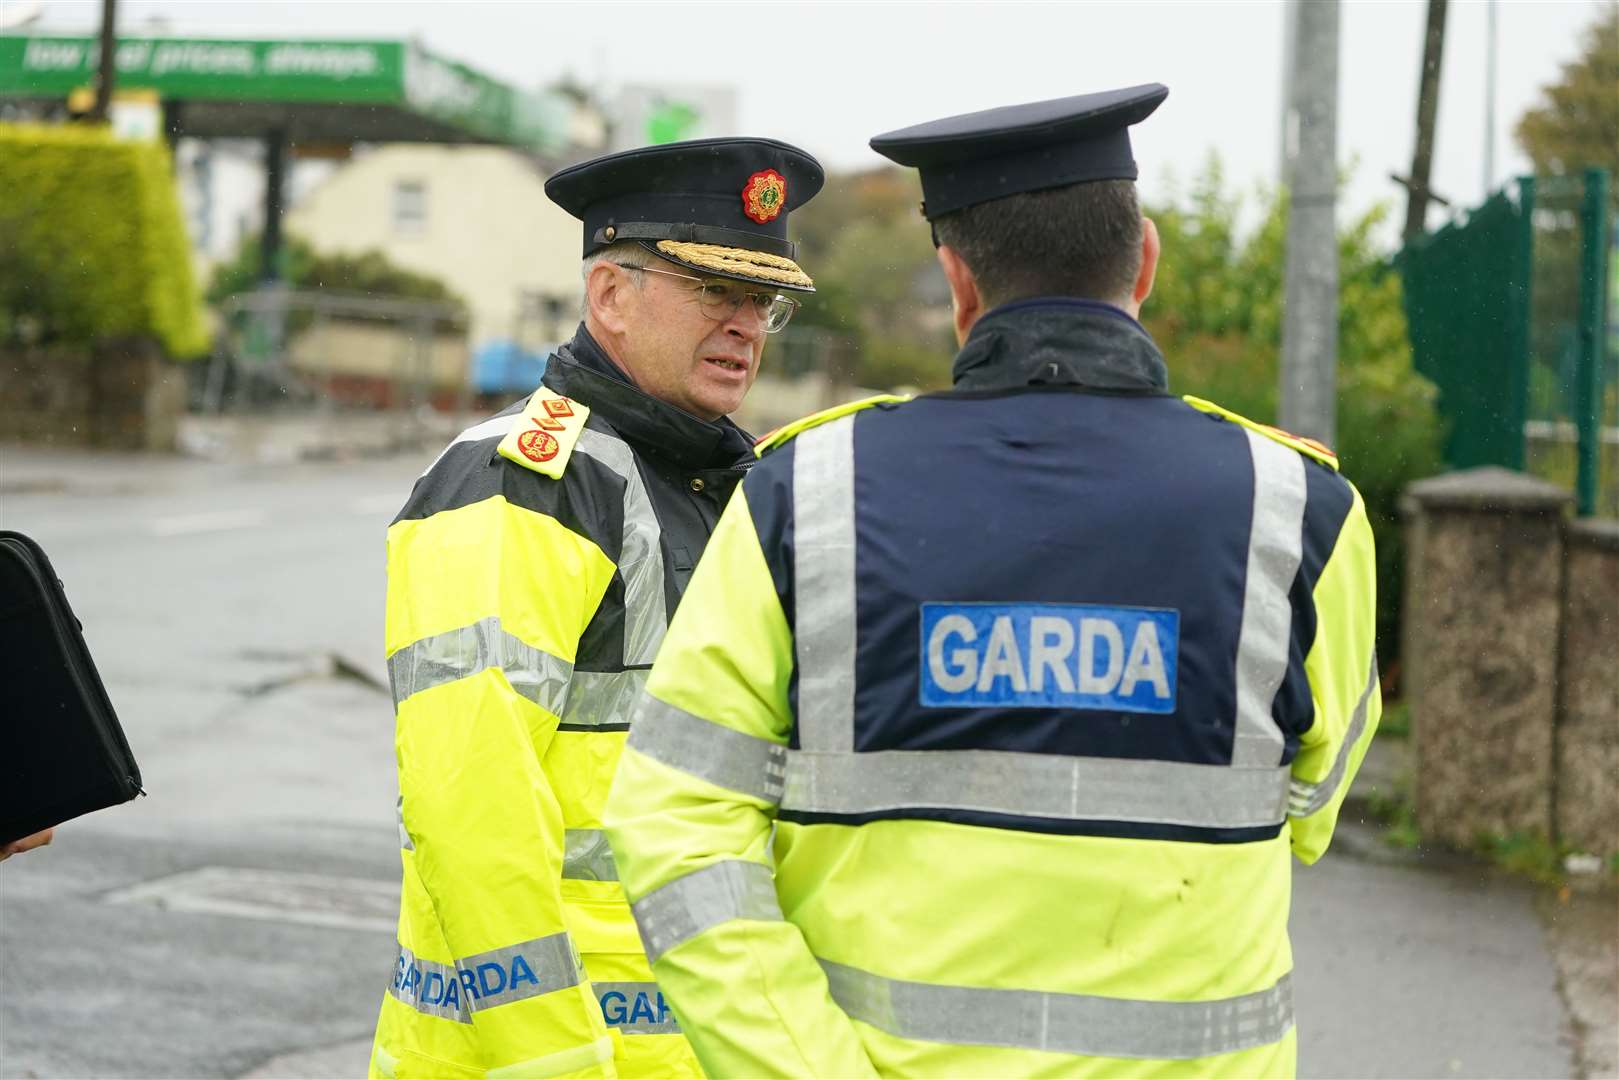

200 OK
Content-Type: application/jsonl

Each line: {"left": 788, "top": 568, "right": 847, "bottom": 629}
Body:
{"left": 0, "top": 33, "right": 569, "bottom": 151}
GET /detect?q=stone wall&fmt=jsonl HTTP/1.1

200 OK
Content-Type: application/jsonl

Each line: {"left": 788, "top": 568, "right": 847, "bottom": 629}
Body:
{"left": 0, "top": 339, "right": 187, "bottom": 451}
{"left": 1404, "top": 468, "right": 1619, "bottom": 858}
{"left": 1555, "top": 520, "right": 1619, "bottom": 858}
{"left": 1403, "top": 469, "right": 1570, "bottom": 850}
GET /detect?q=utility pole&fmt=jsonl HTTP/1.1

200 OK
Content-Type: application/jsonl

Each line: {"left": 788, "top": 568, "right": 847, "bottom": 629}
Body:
{"left": 1278, "top": 0, "right": 1298, "bottom": 185}
{"left": 260, "top": 129, "right": 287, "bottom": 283}
{"left": 1483, "top": 0, "right": 1498, "bottom": 195}
{"left": 1404, "top": 0, "right": 1449, "bottom": 240}
{"left": 1279, "top": 0, "right": 1340, "bottom": 444}
{"left": 89, "top": 0, "right": 117, "bottom": 122}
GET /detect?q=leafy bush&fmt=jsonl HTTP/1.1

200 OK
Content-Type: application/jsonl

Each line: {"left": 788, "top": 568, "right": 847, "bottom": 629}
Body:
{"left": 0, "top": 123, "right": 207, "bottom": 358}
{"left": 207, "top": 233, "right": 468, "bottom": 326}
{"left": 790, "top": 168, "right": 955, "bottom": 390}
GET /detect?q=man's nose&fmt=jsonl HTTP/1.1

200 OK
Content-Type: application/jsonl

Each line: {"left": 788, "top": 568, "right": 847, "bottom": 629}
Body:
{"left": 723, "top": 300, "right": 766, "bottom": 341}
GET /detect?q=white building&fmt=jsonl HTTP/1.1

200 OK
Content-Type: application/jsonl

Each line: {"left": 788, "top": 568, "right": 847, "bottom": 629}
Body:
{"left": 285, "top": 143, "right": 584, "bottom": 356}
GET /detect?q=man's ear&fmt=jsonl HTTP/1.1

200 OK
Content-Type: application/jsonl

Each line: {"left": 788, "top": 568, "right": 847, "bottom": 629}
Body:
{"left": 936, "top": 244, "right": 983, "bottom": 346}
{"left": 586, "top": 260, "right": 633, "bottom": 336}
{"left": 1128, "top": 216, "right": 1160, "bottom": 316}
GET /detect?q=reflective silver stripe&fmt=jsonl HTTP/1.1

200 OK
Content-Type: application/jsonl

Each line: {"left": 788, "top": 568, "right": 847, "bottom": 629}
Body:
{"left": 576, "top": 428, "right": 667, "bottom": 667}
{"left": 559, "top": 669, "right": 648, "bottom": 729}
{"left": 396, "top": 796, "right": 414, "bottom": 852}
{"left": 594, "top": 981, "right": 682, "bottom": 1035}
{"left": 389, "top": 941, "right": 471, "bottom": 1024}
{"left": 631, "top": 860, "right": 782, "bottom": 964}
{"left": 627, "top": 694, "right": 788, "bottom": 804}
{"left": 821, "top": 958, "right": 1292, "bottom": 1060}
{"left": 782, "top": 749, "right": 1290, "bottom": 829}
{"left": 562, "top": 828, "right": 618, "bottom": 881}
{"left": 1230, "top": 430, "right": 1308, "bottom": 766}
{"left": 1289, "top": 656, "right": 1380, "bottom": 816}
{"left": 421, "top": 412, "right": 520, "bottom": 477}
{"left": 388, "top": 616, "right": 574, "bottom": 715}
{"left": 792, "top": 418, "right": 857, "bottom": 753}
{"left": 458, "top": 932, "right": 582, "bottom": 1013}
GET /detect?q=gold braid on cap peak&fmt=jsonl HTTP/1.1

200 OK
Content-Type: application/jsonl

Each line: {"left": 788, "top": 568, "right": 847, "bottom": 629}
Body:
{"left": 656, "top": 240, "right": 814, "bottom": 289}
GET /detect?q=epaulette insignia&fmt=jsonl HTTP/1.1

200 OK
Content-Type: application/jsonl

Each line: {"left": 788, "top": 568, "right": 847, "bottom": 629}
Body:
{"left": 1182, "top": 395, "right": 1339, "bottom": 471}
{"left": 498, "top": 388, "right": 591, "bottom": 479}
{"left": 754, "top": 393, "right": 911, "bottom": 456}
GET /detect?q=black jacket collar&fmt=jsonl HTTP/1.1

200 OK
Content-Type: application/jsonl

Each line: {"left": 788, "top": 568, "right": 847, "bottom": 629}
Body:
{"left": 542, "top": 325, "right": 755, "bottom": 469}
{"left": 951, "top": 298, "right": 1169, "bottom": 393}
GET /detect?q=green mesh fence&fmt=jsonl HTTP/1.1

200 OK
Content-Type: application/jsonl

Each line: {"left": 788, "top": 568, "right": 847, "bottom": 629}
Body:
{"left": 1397, "top": 182, "right": 1532, "bottom": 472}
{"left": 1399, "top": 171, "right": 1614, "bottom": 517}
{"left": 1524, "top": 171, "right": 1617, "bottom": 517}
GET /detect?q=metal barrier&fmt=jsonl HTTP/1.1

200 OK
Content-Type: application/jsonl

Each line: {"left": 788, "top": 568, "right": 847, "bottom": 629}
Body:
{"left": 203, "top": 287, "right": 470, "bottom": 419}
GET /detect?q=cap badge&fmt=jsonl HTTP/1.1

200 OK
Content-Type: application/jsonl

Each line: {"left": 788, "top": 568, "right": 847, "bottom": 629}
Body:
{"left": 741, "top": 169, "right": 787, "bottom": 224}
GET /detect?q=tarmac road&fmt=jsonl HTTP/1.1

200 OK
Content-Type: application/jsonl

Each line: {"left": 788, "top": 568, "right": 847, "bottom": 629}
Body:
{"left": 0, "top": 440, "right": 1605, "bottom": 1079}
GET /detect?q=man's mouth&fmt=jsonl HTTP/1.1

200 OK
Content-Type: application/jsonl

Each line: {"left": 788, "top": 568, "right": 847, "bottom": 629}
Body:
{"left": 705, "top": 356, "right": 749, "bottom": 373}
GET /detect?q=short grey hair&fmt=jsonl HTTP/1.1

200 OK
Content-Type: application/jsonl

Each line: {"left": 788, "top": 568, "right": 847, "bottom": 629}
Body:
{"left": 579, "top": 240, "right": 657, "bottom": 318}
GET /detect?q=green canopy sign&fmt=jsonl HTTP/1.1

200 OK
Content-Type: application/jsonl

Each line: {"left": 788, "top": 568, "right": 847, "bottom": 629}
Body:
{"left": 0, "top": 34, "right": 566, "bottom": 151}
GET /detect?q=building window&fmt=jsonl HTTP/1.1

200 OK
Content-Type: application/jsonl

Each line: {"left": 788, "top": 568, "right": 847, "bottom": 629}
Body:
{"left": 393, "top": 179, "right": 427, "bottom": 235}
{"left": 517, "top": 290, "right": 574, "bottom": 345}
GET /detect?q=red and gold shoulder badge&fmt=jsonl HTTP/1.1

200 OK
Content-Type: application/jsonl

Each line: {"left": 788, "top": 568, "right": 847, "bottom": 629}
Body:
{"left": 741, "top": 169, "right": 787, "bottom": 224}
{"left": 1262, "top": 424, "right": 1337, "bottom": 465}
{"left": 498, "top": 389, "right": 590, "bottom": 479}
{"left": 1181, "top": 395, "right": 1339, "bottom": 471}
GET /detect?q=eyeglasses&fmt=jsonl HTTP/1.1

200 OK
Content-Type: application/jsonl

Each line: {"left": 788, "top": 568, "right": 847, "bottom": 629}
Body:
{"left": 615, "top": 263, "right": 800, "bottom": 333}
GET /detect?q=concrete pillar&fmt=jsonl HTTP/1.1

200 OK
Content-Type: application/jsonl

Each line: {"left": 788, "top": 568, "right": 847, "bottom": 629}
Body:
{"left": 1402, "top": 467, "right": 1572, "bottom": 849}
{"left": 1555, "top": 519, "right": 1619, "bottom": 858}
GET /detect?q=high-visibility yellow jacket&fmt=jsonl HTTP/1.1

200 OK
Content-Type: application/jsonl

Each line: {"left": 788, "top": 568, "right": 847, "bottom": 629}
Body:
{"left": 604, "top": 301, "right": 1380, "bottom": 1078}
{"left": 371, "top": 329, "right": 753, "bottom": 1079}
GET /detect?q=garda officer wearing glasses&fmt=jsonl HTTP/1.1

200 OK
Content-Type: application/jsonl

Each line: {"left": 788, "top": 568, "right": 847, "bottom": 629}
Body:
{"left": 370, "top": 138, "right": 822, "bottom": 1080}
{"left": 604, "top": 87, "right": 1380, "bottom": 1078}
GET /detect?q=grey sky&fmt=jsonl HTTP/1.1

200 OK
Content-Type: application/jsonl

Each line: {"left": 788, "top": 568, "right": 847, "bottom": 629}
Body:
{"left": 27, "top": 0, "right": 1606, "bottom": 237}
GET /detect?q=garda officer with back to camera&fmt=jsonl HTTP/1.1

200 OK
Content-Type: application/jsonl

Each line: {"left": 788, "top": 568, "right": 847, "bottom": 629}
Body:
{"left": 604, "top": 86, "right": 1381, "bottom": 1078}
{"left": 370, "top": 137, "right": 823, "bottom": 1079}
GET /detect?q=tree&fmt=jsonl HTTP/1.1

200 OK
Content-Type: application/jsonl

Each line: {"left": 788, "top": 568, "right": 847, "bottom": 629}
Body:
{"left": 790, "top": 168, "right": 953, "bottom": 389}
{"left": 1515, "top": 2, "right": 1618, "bottom": 203}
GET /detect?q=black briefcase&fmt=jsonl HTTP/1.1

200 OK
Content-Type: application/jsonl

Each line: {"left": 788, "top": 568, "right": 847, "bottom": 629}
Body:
{"left": 0, "top": 530, "right": 143, "bottom": 845}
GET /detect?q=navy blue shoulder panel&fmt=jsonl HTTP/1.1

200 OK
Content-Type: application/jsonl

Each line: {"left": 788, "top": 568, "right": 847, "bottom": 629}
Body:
{"left": 741, "top": 441, "right": 797, "bottom": 624}
{"left": 741, "top": 442, "right": 798, "bottom": 726}
{"left": 1271, "top": 459, "right": 1357, "bottom": 750}
{"left": 849, "top": 391, "right": 1255, "bottom": 767}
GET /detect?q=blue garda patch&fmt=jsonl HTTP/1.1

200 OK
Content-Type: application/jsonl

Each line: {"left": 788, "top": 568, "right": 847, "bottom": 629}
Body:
{"left": 919, "top": 602, "right": 1179, "bottom": 713}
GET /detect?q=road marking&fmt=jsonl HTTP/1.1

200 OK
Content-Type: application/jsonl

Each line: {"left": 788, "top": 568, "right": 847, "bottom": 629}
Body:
{"left": 148, "top": 509, "right": 268, "bottom": 537}
{"left": 352, "top": 493, "right": 402, "bottom": 515}
{"left": 104, "top": 866, "right": 398, "bottom": 933}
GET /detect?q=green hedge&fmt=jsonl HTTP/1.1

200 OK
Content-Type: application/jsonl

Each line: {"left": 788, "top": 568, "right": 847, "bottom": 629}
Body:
{"left": 0, "top": 123, "right": 207, "bottom": 358}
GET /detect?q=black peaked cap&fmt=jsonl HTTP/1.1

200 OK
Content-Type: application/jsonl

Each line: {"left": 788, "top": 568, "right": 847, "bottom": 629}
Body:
{"left": 545, "top": 137, "right": 825, "bottom": 291}
{"left": 870, "top": 84, "right": 1168, "bottom": 218}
